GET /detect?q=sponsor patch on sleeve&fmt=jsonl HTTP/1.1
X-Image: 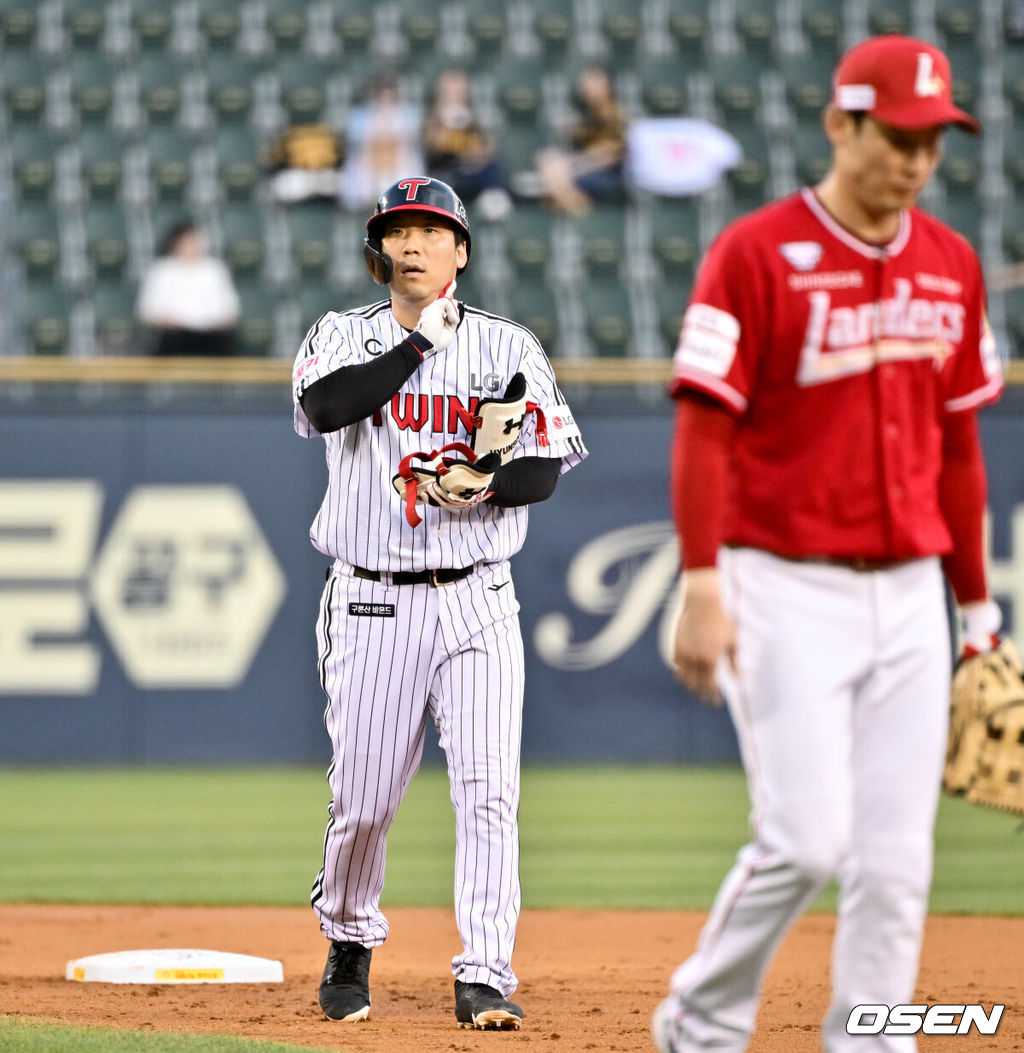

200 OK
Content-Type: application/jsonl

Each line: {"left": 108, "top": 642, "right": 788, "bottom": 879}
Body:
{"left": 546, "top": 404, "right": 582, "bottom": 442}
{"left": 674, "top": 303, "right": 740, "bottom": 378}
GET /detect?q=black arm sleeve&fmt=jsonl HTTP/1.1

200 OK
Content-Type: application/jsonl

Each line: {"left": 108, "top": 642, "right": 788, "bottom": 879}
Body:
{"left": 299, "top": 339, "right": 422, "bottom": 433}
{"left": 487, "top": 456, "right": 562, "bottom": 507}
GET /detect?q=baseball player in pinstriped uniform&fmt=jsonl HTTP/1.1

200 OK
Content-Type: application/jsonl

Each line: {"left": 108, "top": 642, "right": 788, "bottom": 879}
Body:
{"left": 654, "top": 37, "right": 1003, "bottom": 1052}
{"left": 292, "top": 177, "right": 586, "bottom": 1030}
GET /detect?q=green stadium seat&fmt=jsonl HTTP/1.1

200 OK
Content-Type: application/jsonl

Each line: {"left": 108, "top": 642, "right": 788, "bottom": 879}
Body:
{"left": 219, "top": 203, "right": 268, "bottom": 279}
{"left": 461, "top": 0, "right": 508, "bottom": 65}
{"left": 196, "top": 0, "right": 242, "bottom": 52}
{"left": 276, "top": 55, "right": 336, "bottom": 125}
{"left": 144, "top": 126, "right": 199, "bottom": 201}
{"left": 867, "top": 0, "right": 912, "bottom": 36}
{"left": 508, "top": 279, "right": 561, "bottom": 352}
{"left": 12, "top": 202, "right": 62, "bottom": 281}
{"left": 2, "top": 51, "right": 49, "bottom": 126}
{"left": 135, "top": 52, "right": 188, "bottom": 124}
{"left": 592, "top": 0, "right": 641, "bottom": 61}
{"left": 0, "top": 3, "right": 37, "bottom": 49}
{"left": 656, "top": 279, "right": 692, "bottom": 353}
{"left": 295, "top": 280, "right": 348, "bottom": 333}
{"left": 936, "top": 2, "right": 980, "bottom": 46}
{"left": 77, "top": 125, "right": 135, "bottom": 201}
{"left": 204, "top": 55, "right": 262, "bottom": 125}
{"left": 575, "top": 205, "right": 627, "bottom": 281}
{"left": 708, "top": 56, "right": 764, "bottom": 126}
{"left": 801, "top": 3, "right": 841, "bottom": 57}
{"left": 665, "top": 0, "right": 710, "bottom": 59}
{"left": 83, "top": 203, "right": 131, "bottom": 281}
{"left": 211, "top": 125, "right": 265, "bottom": 202}
{"left": 63, "top": 0, "right": 107, "bottom": 51}
{"left": 494, "top": 58, "right": 545, "bottom": 127}
{"left": 938, "top": 132, "right": 981, "bottom": 197}
{"left": 639, "top": 56, "right": 689, "bottom": 118}
{"left": 329, "top": 0, "right": 376, "bottom": 52}
{"left": 18, "top": 285, "right": 74, "bottom": 355}
{"left": 92, "top": 282, "right": 140, "bottom": 355}
{"left": 264, "top": 0, "right": 308, "bottom": 53}
{"left": 6, "top": 125, "right": 62, "bottom": 201}
{"left": 581, "top": 279, "right": 634, "bottom": 357}
{"left": 793, "top": 121, "right": 831, "bottom": 186}
{"left": 235, "top": 280, "right": 276, "bottom": 356}
{"left": 399, "top": 0, "right": 440, "bottom": 54}
{"left": 287, "top": 201, "right": 337, "bottom": 279}
{"left": 67, "top": 52, "right": 116, "bottom": 126}
{"left": 650, "top": 196, "right": 700, "bottom": 281}
{"left": 531, "top": 0, "right": 574, "bottom": 60}
{"left": 129, "top": 0, "right": 174, "bottom": 52}
{"left": 734, "top": 0, "right": 777, "bottom": 54}
{"left": 505, "top": 203, "right": 554, "bottom": 279}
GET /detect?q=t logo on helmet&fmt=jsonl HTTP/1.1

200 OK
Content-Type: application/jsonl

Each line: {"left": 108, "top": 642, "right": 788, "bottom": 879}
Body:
{"left": 397, "top": 178, "right": 432, "bottom": 201}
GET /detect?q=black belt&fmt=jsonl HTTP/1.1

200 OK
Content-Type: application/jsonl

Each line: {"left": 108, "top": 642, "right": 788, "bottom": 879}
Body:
{"left": 352, "top": 564, "right": 474, "bottom": 587}
{"left": 776, "top": 554, "right": 917, "bottom": 573}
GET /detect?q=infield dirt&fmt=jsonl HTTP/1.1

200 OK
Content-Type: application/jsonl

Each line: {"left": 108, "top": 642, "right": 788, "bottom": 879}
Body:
{"left": 1, "top": 905, "right": 1020, "bottom": 1052}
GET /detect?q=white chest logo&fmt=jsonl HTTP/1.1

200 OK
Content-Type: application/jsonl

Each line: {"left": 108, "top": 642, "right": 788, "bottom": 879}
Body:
{"left": 779, "top": 241, "right": 823, "bottom": 271}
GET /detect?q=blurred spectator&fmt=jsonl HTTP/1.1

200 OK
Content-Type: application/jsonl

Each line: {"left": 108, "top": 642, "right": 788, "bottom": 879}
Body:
{"left": 423, "top": 69, "right": 513, "bottom": 222}
{"left": 268, "top": 122, "right": 346, "bottom": 204}
{"left": 338, "top": 74, "right": 424, "bottom": 213}
{"left": 136, "top": 220, "right": 241, "bottom": 356}
{"left": 533, "top": 66, "right": 628, "bottom": 215}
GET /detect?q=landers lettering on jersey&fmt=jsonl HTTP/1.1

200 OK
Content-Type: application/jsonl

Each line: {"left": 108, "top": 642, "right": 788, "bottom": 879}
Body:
{"left": 798, "top": 278, "right": 963, "bottom": 385}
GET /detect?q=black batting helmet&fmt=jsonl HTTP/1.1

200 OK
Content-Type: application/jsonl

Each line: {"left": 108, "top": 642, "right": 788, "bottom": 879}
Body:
{"left": 363, "top": 177, "right": 471, "bottom": 285}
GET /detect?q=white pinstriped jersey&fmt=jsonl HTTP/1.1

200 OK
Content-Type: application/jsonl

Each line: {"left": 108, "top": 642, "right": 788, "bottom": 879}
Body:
{"left": 293, "top": 298, "right": 587, "bottom": 571}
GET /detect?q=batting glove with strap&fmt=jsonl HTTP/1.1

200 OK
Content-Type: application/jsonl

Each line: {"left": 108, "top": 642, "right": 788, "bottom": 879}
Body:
{"left": 426, "top": 451, "right": 500, "bottom": 510}
{"left": 392, "top": 442, "right": 495, "bottom": 526}
{"left": 406, "top": 280, "right": 459, "bottom": 359}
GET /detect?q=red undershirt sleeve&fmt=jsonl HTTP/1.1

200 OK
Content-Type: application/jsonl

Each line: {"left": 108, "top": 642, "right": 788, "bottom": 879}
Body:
{"left": 937, "top": 408, "right": 989, "bottom": 605}
{"left": 670, "top": 392, "right": 739, "bottom": 570}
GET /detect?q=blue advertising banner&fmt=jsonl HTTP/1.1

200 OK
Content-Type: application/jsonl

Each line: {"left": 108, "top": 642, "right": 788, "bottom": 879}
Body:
{"left": 1, "top": 389, "right": 1022, "bottom": 766}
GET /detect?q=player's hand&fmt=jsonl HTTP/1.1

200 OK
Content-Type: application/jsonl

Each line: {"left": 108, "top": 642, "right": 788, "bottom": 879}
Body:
{"left": 424, "top": 480, "right": 492, "bottom": 510}
{"left": 957, "top": 598, "right": 1002, "bottom": 658}
{"left": 408, "top": 280, "right": 459, "bottom": 359}
{"left": 671, "top": 568, "right": 736, "bottom": 706}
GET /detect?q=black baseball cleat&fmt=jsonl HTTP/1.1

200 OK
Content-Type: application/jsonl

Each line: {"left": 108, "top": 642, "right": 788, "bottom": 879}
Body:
{"left": 454, "top": 979, "right": 524, "bottom": 1030}
{"left": 318, "top": 941, "right": 371, "bottom": 1021}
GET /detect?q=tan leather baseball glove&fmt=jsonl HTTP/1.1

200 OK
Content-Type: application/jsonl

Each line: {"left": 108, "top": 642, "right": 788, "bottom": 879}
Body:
{"left": 944, "top": 637, "right": 1024, "bottom": 815}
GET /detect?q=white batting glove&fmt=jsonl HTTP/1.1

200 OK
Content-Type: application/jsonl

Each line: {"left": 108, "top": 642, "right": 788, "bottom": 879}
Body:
{"left": 424, "top": 480, "right": 492, "bottom": 510}
{"left": 407, "top": 280, "right": 459, "bottom": 359}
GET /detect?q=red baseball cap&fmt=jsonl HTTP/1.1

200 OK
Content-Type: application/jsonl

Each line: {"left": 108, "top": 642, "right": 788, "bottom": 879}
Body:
{"left": 832, "top": 34, "right": 980, "bottom": 134}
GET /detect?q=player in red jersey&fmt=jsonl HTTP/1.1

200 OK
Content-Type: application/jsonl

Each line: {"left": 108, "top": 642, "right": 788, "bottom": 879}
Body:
{"left": 653, "top": 35, "right": 1004, "bottom": 1053}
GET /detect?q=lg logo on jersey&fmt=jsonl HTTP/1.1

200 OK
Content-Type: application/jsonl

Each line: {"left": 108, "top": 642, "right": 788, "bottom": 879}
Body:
{"left": 846, "top": 1003, "right": 1004, "bottom": 1036}
{"left": 0, "top": 481, "right": 285, "bottom": 694}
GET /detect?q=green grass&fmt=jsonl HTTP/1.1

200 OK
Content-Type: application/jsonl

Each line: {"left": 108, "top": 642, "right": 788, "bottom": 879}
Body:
{"left": 0, "top": 765, "right": 1021, "bottom": 913}
{"left": 0, "top": 1018, "right": 340, "bottom": 1053}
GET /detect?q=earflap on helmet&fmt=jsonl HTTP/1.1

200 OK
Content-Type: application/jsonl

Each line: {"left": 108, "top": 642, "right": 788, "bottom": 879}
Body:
{"left": 363, "top": 238, "right": 393, "bottom": 285}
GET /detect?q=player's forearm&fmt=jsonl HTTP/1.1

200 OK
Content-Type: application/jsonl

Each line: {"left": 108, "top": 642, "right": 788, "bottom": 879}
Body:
{"left": 937, "top": 409, "right": 989, "bottom": 605}
{"left": 487, "top": 457, "right": 561, "bottom": 506}
{"left": 671, "top": 393, "right": 737, "bottom": 569}
{"left": 299, "top": 340, "right": 422, "bottom": 432}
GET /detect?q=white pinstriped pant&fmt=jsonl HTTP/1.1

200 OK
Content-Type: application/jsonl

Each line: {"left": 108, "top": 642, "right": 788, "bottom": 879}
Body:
{"left": 311, "top": 559, "right": 524, "bottom": 996}
{"left": 661, "top": 548, "right": 950, "bottom": 1053}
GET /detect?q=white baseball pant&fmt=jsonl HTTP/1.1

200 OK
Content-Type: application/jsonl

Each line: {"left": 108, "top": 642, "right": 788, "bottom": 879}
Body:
{"left": 311, "top": 559, "right": 524, "bottom": 996}
{"left": 662, "top": 547, "right": 950, "bottom": 1053}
